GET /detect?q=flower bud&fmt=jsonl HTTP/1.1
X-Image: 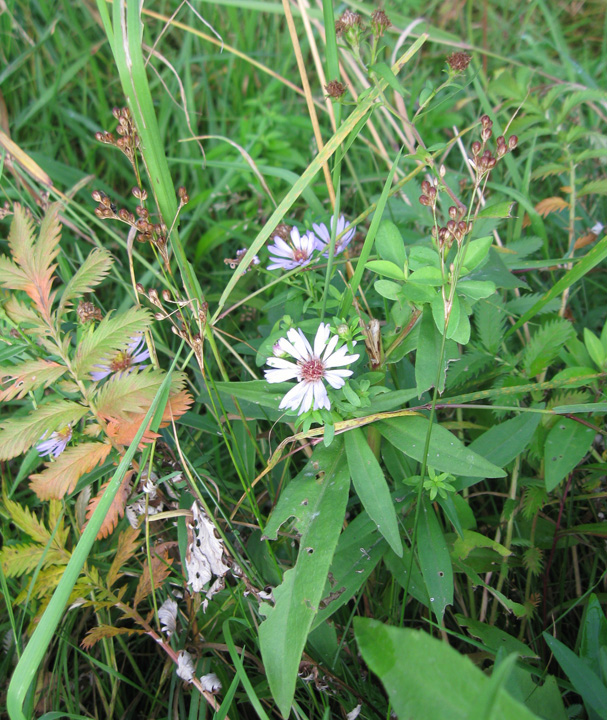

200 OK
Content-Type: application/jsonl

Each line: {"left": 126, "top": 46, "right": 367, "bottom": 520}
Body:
{"left": 508, "top": 135, "right": 518, "bottom": 150}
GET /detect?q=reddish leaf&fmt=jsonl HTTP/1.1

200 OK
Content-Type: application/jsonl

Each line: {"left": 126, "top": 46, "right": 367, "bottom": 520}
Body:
{"left": 84, "top": 470, "right": 133, "bottom": 540}
{"left": 29, "top": 442, "right": 112, "bottom": 500}
{"left": 133, "top": 542, "right": 175, "bottom": 609}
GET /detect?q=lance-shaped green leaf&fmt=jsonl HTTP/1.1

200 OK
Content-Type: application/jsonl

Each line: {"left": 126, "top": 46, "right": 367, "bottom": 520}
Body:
{"left": 345, "top": 427, "right": 402, "bottom": 556}
{"left": 544, "top": 417, "right": 594, "bottom": 491}
{"left": 259, "top": 441, "right": 350, "bottom": 718}
{"left": 417, "top": 496, "right": 453, "bottom": 622}
{"left": 378, "top": 416, "right": 506, "bottom": 478}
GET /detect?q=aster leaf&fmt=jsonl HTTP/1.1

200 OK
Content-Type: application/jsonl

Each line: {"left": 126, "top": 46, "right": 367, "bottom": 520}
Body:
{"left": 0, "top": 399, "right": 88, "bottom": 461}
{"left": 57, "top": 247, "right": 113, "bottom": 318}
{"left": 29, "top": 441, "right": 113, "bottom": 500}
{"left": 72, "top": 306, "right": 152, "bottom": 378}
{"left": 0, "top": 358, "right": 67, "bottom": 401}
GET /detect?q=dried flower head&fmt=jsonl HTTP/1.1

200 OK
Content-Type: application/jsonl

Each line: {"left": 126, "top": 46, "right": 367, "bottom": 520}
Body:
{"left": 325, "top": 80, "right": 347, "bottom": 100}
{"left": 371, "top": 9, "right": 391, "bottom": 36}
{"left": 77, "top": 300, "right": 103, "bottom": 324}
{"left": 446, "top": 51, "right": 471, "bottom": 73}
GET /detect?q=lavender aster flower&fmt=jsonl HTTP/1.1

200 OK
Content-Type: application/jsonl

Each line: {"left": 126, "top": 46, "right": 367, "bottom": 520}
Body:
{"left": 313, "top": 214, "right": 356, "bottom": 257}
{"left": 267, "top": 226, "right": 317, "bottom": 271}
{"left": 91, "top": 335, "right": 150, "bottom": 381}
{"left": 36, "top": 424, "right": 72, "bottom": 458}
{"left": 265, "top": 323, "right": 359, "bottom": 415}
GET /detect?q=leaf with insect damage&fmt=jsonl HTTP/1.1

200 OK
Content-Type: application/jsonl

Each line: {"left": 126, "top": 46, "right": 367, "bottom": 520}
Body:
{"left": 0, "top": 359, "right": 67, "bottom": 402}
{"left": 83, "top": 470, "right": 133, "bottom": 540}
{"left": 29, "top": 441, "right": 113, "bottom": 500}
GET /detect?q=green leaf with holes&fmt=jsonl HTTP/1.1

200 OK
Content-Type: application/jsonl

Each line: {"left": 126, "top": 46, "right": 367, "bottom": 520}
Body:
{"left": 544, "top": 418, "right": 595, "bottom": 491}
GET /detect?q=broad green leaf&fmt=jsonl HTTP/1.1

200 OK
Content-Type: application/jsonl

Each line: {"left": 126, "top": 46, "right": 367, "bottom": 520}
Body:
{"left": 417, "top": 496, "right": 453, "bottom": 622}
{"left": 505, "top": 667, "right": 568, "bottom": 720}
{"left": 399, "top": 281, "right": 437, "bottom": 304}
{"left": 366, "top": 259, "right": 406, "bottom": 281}
{"left": 477, "top": 202, "right": 515, "bottom": 219}
{"left": 374, "top": 279, "right": 402, "bottom": 301}
{"left": 552, "top": 402, "right": 607, "bottom": 413}
{"left": 450, "top": 307, "right": 471, "bottom": 344}
{"left": 544, "top": 418, "right": 594, "bottom": 491}
{"left": 312, "top": 508, "right": 391, "bottom": 629}
{"left": 584, "top": 328, "right": 606, "bottom": 369}
{"left": 457, "top": 615, "right": 536, "bottom": 658}
{"left": 345, "top": 428, "right": 402, "bottom": 556}
{"left": 457, "top": 280, "right": 496, "bottom": 301}
{"left": 198, "top": 380, "right": 289, "bottom": 420}
{"left": 259, "top": 442, "right": 350, "bottom": 718}
{"left": 409, "top": 266, "right": 443, "bottom": 285}
{"left": 452, "top": 530, "right": 512, "bottom": 561}
{"left": 415, "top": 306, "right": 458, "bottom": 396}
{"left": 408, "top": 245, "right": 441, "bottom": 270}
{"left": 543, "top": 632, "right": 607, "bottom": 718}
{"left": 375, "top": 219, "right": 406, "bottom": 268}
{"left": 461, "top": 236, "right": 493, "bottom": 272}
{"left": 355, "top": 620, "right": 542, "bottom": 720}
{"left": 384, "top": 544, "right": 429, "bottom": 606}
{"left": 432, "top": 292, "right": 460, "bottom": 338}
{"left": 378, "top": 416, "right": 506, "bottom": 478}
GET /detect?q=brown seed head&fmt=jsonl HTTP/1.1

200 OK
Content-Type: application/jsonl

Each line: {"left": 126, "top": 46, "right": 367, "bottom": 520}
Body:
{"left": 325, "top": 80, "right": 347, "bottom": 99}
{"left": 273, "top": 223, "right": 292, "bottom": 241}
{"left": 371, "top": 9, "right": 391, "bottom": 36}
{"left": 508, "top": 135, "right": 518, "bottom": 150}
{"left": 77, "top": 300, "right": 103, "bottom": 324}
{"left": 446, "top": 51, "right": 471, "bottom": 73}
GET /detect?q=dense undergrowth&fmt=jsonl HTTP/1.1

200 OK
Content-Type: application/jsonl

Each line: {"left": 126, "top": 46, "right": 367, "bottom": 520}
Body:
{"left": 1, "top": 1, "right": 607, "bottom": 719}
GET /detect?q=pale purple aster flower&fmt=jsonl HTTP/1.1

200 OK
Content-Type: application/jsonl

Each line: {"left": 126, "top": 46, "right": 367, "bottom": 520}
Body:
{"left": 36, "top": 424, "right": 72, "bottom": 458}
{"left": 265, "top": 323, "right": 359, "bottom": 415}
{"left": 267, "top": 226, "right": 317, "bottom": 271}
{"left": 90, "top": 335, "right": 150, "bottom": 381}
{"left": 313, "top": 214, "right": 356, "bottom": 257}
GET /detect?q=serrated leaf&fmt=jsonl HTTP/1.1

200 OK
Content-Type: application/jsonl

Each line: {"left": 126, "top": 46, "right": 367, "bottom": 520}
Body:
{"left": 0, "top": 256, "right": 29, "bottom": 290}
{"left": 81, "top": 625, "right": 145, "bottom": 651}
{"left": 578, "top": 179, "right": 607, "bottom": 197}
{"left": 544, "top": 418, "right": 594, "bottom": 491}
{"left": 133, "top": 543, "right": 173, "bottom": 608}
{"left": 259, "top": 442, "right": 350, "bottom": 718}
{"left": 0, "top": 399, "right": 88, "bottom": 460}
{"left": 506, "top": 293, "right": 561, "bottom": 316}
{"left": 72, "top": 306, "right": 152, "bottom": 377}
{"left": 378, "top": 416, "right": 506, "bottom": 478}
{"left": 58, "top": 247, "right": 113, "bottom": 317}
{"left": 107, "top": 526, "right": 141, "bottom": 588}
{"left": 522, "top": 319, "right": 575, "bottom": 377}
{"left": 29, "top": 442, "right": 112, "bottom": 500}
{"left": 345, "top": 428, "right": 402, "bottom": 556}
{"left": 0, "top": 543, "right": 66, "bottom": 577}
{"left": 94, "top": 368, "right": 184, "bottom": 420}
{"left": 0, "top": 359, "right": 67, "bottom": 401}
{"left": 83, "top": 470, "right": 133, "bottom": 539}
{"left": 475, "top": 295, "right": 506, "bottom": 354}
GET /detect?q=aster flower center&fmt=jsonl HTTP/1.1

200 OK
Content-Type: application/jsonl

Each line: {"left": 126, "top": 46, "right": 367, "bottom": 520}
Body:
{"left": 110, "top": 350, "right": 133, "bottom": 373}
{"left": 300, "top": 357, "right": 325, "bottom": 381}
{"left": 56, "top": 425, "right": 72, "bottom": 442}
{"left": 292, "top": 246, "right": 310, "bottom": 263}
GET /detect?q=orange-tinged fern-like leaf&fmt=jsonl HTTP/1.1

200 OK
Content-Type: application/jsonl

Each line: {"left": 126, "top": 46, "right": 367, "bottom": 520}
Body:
{"left": 0, "top": 256, "right": 29, "bottom": 290}
{"left": 0, "top": 359, "right": 67, "bottom": 402}
{"left": 81, "top": 625, "right": 146, "bottom": 651}
{"left": 0, "top": 543, "right": 67, "bottom": 577}
{"left": 29, "top": 442, "right": 113, "bottom": 500}
{"left": 535, "top": 196, "right": 569, "bottom": 217}
{"left": 107, "top": 526, "right": 142, "bottom": 588}
{"left": 104, "top": 389, "right": 194, "bottom": 447}
{"left": 84, "top": 470, "right": 133, "bottom": 540}
{"left": 3, "top": 494, "right": 52, "bottom": 545}
{"left": 57, "top": 247, "right": 113, "bottom": 318}
{"left": 95, "top": 370, "right": 187, "bottom": 422}
{"left": 133, "top": 543, "right": 175, "bottom": 609}
{"left": 72, "top": 306, "right": 152, "bottom": 378}
{"left": 7, "top": 203, "right": 36, "bottom": 267}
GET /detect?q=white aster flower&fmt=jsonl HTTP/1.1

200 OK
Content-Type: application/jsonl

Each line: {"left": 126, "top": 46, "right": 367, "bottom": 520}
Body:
{"left": 267, "top": 226, "right": 317, "bottom": 271}
{"left": 36, "top": 424, "right": 72, "bottom": 458}
{"left": 313, "top": 214, "right": 356, "bottom": 257}
{"left": 264, "top": 323, "right": 359, "bottom": 415}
